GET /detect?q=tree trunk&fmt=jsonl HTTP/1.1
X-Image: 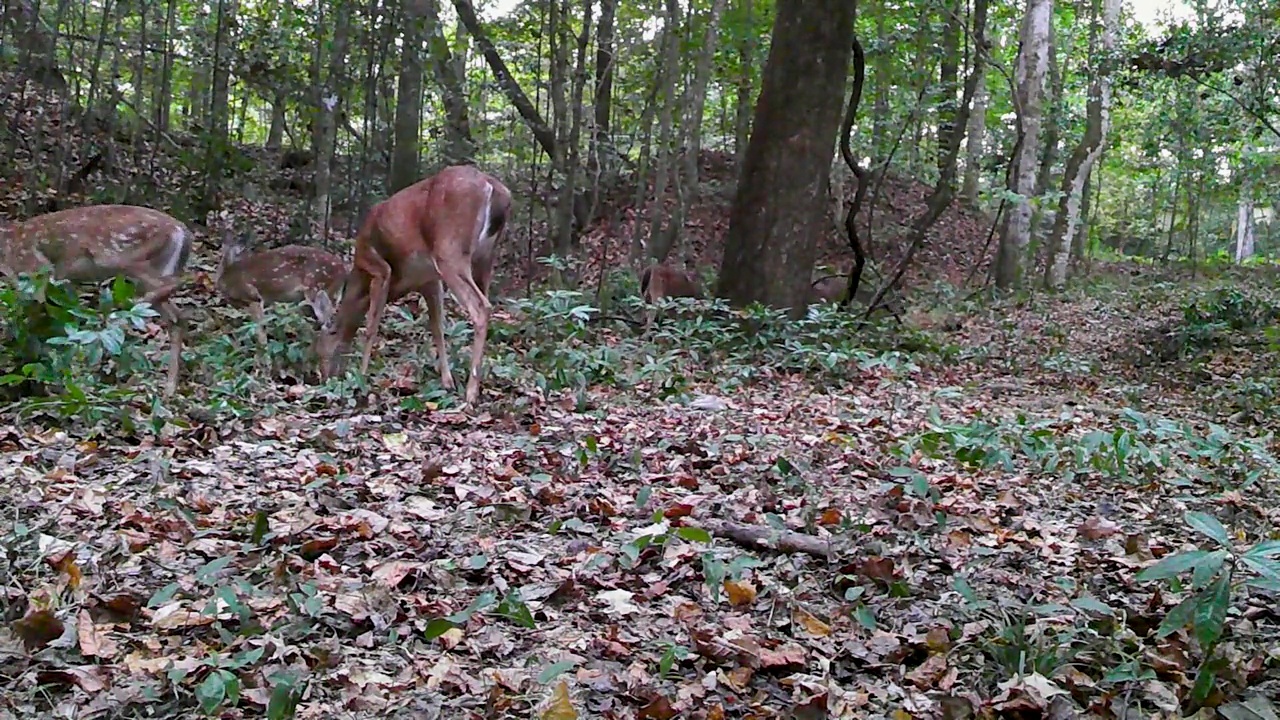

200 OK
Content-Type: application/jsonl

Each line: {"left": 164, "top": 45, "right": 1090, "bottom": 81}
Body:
{"left": 715, "top": 0, "right": 856, "bottom": 315}
{"left": 937, "top": 0, "right": 960, "bottom": 181}
{"left": 680, "top": 0, "right": 728, "bottom": 200}
{"left": 452, "top": 0, "right": 556, "bottom": 157}
{"left": 312, "top": 0, "right": 352, "bottom": 236}
{"left": 389, "top": 0, "right": 425, "bottom": 193}
{"left": 157, "top": 0, "right": 177, "bottom": 131}
{"left": 644, "top": 0, "right": 682, "bottom": 263}
{"left": 869, "top": 4, "right": 889, "bottom": 166}
{"left": 733, "top": 0, "right": 755, "bottom": 167}
{"left": 1235, "top": 186, "right": 1255, "bottom": 263}
{"left": 592, "top": 0, "right": 617, "bottom": 180}
{"left": 200, "top": 0, "right": 236, "bottom": 218}
{"left": 1044, "top": 0, "right": 1117, "bottom": 288}
{"left": 961, "top": 66, "right": 987, "bottom": 205}
{"left": 994, "top": 0, "right": 1052, "bottom": 289}
{"left": 553, "top": 0, "right": 592, "bottom": 256}
{"left": 266, "top": 90, "right": 287, "bottom": 151}
{"left": 424, "top": 0, "right": 475, "bottom": 165}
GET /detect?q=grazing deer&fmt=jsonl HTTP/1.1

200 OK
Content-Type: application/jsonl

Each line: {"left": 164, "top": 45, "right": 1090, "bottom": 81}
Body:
{"left": 313, "top": 165, "right": 511, "bottom": 405}
{"left": 215, "top": 232, "right": 347, "bottom": 346}
{"left": 0, "top": 205, "right": 193, "bottom": 396}
{"left": 639, "top": 263, "right": 703, "bottom": 328}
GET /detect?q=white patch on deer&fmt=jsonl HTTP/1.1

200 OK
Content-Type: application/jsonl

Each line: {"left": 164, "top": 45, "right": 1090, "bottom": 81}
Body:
{"left": 159, "top": 225, "right": 189, "bottom": 276}
{"left": 475, "top": 183, "right": 494, "bottom": 248}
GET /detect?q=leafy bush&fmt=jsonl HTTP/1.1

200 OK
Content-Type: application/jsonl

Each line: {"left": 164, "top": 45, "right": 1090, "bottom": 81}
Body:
{"left": 0, "top": 270, "right": 158, "bottom": 427}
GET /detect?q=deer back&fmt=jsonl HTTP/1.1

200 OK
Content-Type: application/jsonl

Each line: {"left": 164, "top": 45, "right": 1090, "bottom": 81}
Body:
{"left": 641, "top": 264, "right": 703, "bottom": 303}
{"left": 1, "top": 205, "right": 191, "bottom": 284}
{"left": 218, "top": 242, "right": 347, "bottom": 308}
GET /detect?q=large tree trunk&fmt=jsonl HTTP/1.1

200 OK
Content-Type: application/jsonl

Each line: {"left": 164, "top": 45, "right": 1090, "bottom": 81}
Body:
{"left": 715, "top": 0, "right": 856, "bottom": 316}
{"left": 389, "top": 0, "right": 425, "bottom": 194}
{"left": 424, "top": 0, "right": 475, "bottom": 165}
{"left": 553, "top": 0, "right": 592, "bottom": 256}
{"left": 1235, "top": 183, "right": 1255, "bottom": 263}
{"left": 994, "top": 0, "right": 1052, "bottom": 289}
{"left": 592, "top": 0, "right": 617, "bottom": 176}
{"left": 199, "top": 0, "right": 236, "bottom": 218}
{"left": 1044, "top": 0, "right": 1118, "bottom": 288}
{"left": 644, "top": 0, "right": 682, "bottom": 263}
{"left": 961, "top": 67, "right": 987, "bottom": 205}
{"left": 732, "top": 0, "right": 756, "bottom": 167}
{"left": 311, "top": 0, "right": 352, "bottom": 236}
{"left": 937, "top": 0, "right": 961, "bottom": 181}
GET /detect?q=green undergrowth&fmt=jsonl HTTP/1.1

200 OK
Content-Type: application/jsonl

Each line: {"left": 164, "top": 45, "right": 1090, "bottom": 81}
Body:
{"left": 0, "top": 271, "right": 944, "bottom": 432}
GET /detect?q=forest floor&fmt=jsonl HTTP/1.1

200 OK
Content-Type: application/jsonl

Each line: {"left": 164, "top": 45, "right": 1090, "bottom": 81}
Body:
{"left": 3, "top": 261, "right": 1280, "bottom": 720}
{"left": 2, "top": 75, "right": 1279, "bottom": 720}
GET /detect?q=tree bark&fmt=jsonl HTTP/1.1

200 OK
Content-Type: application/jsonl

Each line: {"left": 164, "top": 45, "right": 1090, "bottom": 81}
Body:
{"left": 715, "top": 0, "right": 856, "bottom": 315}
{"left": 424, "top": 0, "right": 475, "bottom": 165}
{"left": 312, "top": 0, "right": 351, "bottom": 236}
{"left": 389, "top": 0, "right": 426, "bottom": 194}
{"left": 452, "top": 0, "right": 556, "bottom": 157}
{"left": 961, "top": 67, "right": 987, "bottom": 205}
{"left": 1044, "top": 0, "right": 1117, "bottom": 288}
{"left": 994, "top": 0, "right": 1052, "bottom": 289}
{"left": 937, "top": 0, "right": 961, "bottom": 181}
{"left": 733, "top": 0, "right": 755, "bottom": 167}
{"left": 644, "top": 0, "right": 682, "bottom": 263}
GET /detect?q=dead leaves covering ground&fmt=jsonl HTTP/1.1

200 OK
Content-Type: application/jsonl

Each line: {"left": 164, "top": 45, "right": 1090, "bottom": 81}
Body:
{"left": 2, "top": 272, "right": 1280, "bottom": 719}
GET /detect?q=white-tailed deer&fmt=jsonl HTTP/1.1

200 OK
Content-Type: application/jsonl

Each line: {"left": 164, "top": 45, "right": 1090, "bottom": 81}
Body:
{"left": 313, "top": 165, "right": 511, "bottom": 405}
{"left": 0, "top": 205, "right": 193, "bottom": 396}
{"left": 215, "top": 232, "right": 347, "bottom": 345}
{"left": 639, "top": 263, "right": 703, "bottom": 328}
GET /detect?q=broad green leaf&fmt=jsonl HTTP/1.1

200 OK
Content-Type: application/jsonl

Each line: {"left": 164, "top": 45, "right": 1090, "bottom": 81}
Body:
{"left": 1185, "top": 511, "right": 1231, "bottom": 548}
{"left": 1241, "top": 556, "right": 1280, "bottom": 583}
{"left": 423, "top": 618, "right": 457, "bottom": 640}
{"left": 1070, "top": 596, "right": 1116, "bottom": 616}
{"left": 675, "top": 526, "right": 712, "bottom": 543}
{"left": 853, "top": 604, "right": 876, "bottom": 630}
{"left": 195, "top": 555, "right": 237, "bottom": 585}
{"left": 537, "top": 660, "right": 577, "bottom": 684}
{"left": 1157, "top": 596, "right": 1198, "bottom": 638}
{"left": 1192, "top": 575, "right": 1230, "bottom": 647}
{"left": 197, "top": 672, "right": 227, "bottom": 714}
{"left": 148, "top": 582, "right": 181, "bottom": 608}
{"left": 1243, "top": 540, "right": 1280, "bottom": 559}
{"left": 1136, "top": 550, "right": 1213, "bottom": 582}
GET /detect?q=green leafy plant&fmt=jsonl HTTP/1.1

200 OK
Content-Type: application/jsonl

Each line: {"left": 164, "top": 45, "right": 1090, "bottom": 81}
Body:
{"left": 1135, "top": 511, "right": 1280, "bottom": 706}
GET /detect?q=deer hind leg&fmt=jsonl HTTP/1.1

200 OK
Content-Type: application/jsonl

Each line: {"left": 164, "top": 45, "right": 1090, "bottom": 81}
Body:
{"left": 358, "top": 250, "right": 394, "bottom": 377}
{"left": 422, "top": 279, "right": 455, "bottom": 390}
{"left": 437, "top": 262, "right": 491, "bottom": 406}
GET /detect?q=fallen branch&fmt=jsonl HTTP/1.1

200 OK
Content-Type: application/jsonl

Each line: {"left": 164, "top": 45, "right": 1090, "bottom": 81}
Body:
{"left": 698, "top": 519, "right": 836, "bottom": 559}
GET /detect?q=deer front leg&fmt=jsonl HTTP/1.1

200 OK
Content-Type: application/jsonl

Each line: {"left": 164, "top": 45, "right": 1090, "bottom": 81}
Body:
{"left": 358, "top": 252, "right": 394, "bottom": 377}
{"left": 132, "top": 272, "right": 184, "bottom": 397}
{"left": 423, "top": 279, "right": 455, "bottom": 390}
{"left": 248, "top": 299, "right": 268, "bottom": 348}
{"left": 438, "top": 263, "right": 492, "bottom": 406}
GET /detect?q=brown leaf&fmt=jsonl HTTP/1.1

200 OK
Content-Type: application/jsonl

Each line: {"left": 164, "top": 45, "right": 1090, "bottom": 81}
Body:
{"left": 98, "top": 593, "right": 144, "bottom": 624}
{"left": 758, "top": 643, "right": 807, "bottom": 670}
{"left": 817, "top": 507, "right": 843, "bottom": 526}
{"left": 540, "top": 680, "right": 578, "bottom": 720}
{"left": 724, "top": 579, "right": 757, "bottom": 607}
{"left": 1078, "top": 515, "right": 1121, "bottom": 540}
{"left": 77, "top": 609, "right": 119, "bottom": 659}
{"left": 638, "top": 694, "right": 678, "bottom": 720}
{"left": 663, "top": 502, "right": 695, "bottom": 519}
{"left": 36, "top": 665, "right": 108, "bottom": 693}
{"left": 12, "top": 609, "right": 65, "bottom": 650}
{"left": 300, "top": 536, "right": 339, "bottom": 560}
{"left": 859, "top": 556, "right": 897, "bottom": 585}
{"left": 793, "top": 607, "right": 831, "bottom": 637}
{"left": 906, "top": 654, "right": 949, "bottom": 688}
